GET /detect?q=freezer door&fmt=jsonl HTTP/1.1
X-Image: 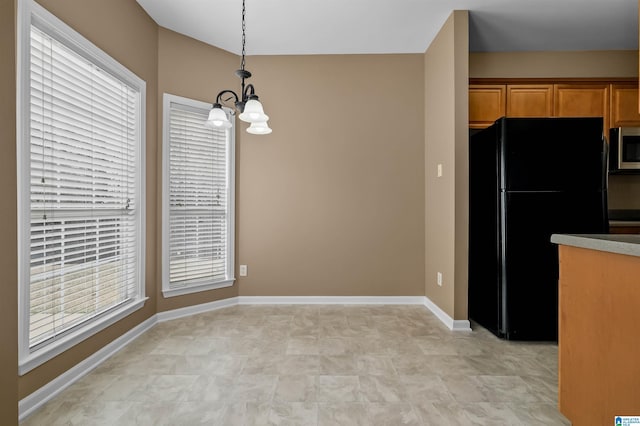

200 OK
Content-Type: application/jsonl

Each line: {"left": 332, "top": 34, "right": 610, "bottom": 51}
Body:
{"left": 501, "top": 190, "right": 608, "bottom": 341}
{"left": 500, "top": 117, "right": 606, "bottom": 192}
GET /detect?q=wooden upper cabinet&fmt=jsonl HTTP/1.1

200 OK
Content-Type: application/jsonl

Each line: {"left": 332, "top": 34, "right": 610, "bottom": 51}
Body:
{"left": 611, "top": 83, "right": 640, "bottom": 127}
{"left": 469, "top": 84, "right": 505, "bottom": 129}
{"left": 470, "top": 81, "right": 639, "bottom": 130}
{"left": 506, "top": 84, "right": 554, "bottom": 117}
{"left": 554, "top": 84, "right": 610, "bottom": 131}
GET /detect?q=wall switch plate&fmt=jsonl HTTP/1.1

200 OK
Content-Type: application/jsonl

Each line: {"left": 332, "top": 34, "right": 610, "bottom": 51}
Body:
{"left": 437, "top": 272, "right": 443, "bottom": 286}
{"left": 437, "top": 164, "right": 442, "bottom": 178}
{"left": 239, "top": 265, "right": 248, "bottom": 277}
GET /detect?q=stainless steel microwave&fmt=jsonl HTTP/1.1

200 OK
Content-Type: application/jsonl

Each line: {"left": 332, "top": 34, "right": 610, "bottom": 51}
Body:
{"left": 609, "top": 127, "right": 640, "bottom": 173}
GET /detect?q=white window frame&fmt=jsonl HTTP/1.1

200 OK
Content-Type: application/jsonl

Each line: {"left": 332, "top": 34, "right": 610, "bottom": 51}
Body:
{"left": 162, "top": 93, "right": 236, "bottom": 298}
{"left": 16, "top": 0, "right": 147, "bottom": 375}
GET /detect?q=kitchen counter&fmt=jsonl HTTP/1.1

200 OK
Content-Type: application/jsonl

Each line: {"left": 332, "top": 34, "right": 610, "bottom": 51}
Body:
{"left": 552, "top": 234, "right": 640, "bottom": 425}
{"left": 550, "top": 234, "right": 640, "bottom": 257}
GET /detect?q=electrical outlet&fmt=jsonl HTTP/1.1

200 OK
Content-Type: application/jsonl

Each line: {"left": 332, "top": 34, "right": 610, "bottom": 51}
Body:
{"left": 437, "top": 272, "right": 443, "bottom": 286}
{"left": 437, "top": 163, "right": 443, "bottom": 177}
{"left": 239, "top": 265, "right": 248, "bottom": 277}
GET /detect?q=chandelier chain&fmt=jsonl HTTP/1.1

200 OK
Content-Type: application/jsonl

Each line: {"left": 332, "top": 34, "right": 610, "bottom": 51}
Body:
{"left": 241, "top": 0, "right": 246, "bottom": 71}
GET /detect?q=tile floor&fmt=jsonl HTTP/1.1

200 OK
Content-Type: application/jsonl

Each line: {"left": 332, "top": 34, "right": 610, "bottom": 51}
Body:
{"left": 21, "top": 305, "right": 570, "bottom": 425}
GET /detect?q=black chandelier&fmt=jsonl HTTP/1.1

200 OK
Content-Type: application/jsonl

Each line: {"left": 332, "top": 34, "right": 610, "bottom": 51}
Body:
{"left": 205, "top": 0, "right": 272, "bottom": 134}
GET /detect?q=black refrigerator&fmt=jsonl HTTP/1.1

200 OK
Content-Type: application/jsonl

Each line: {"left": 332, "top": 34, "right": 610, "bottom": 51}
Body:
{"left": 468, "top": 117, "right": 609, "bottom": 341}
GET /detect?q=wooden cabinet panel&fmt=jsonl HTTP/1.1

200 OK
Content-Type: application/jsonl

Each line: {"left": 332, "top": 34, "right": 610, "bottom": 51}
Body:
{"left": 554, "top": 84, "right": 610, "bottom": 131}
{"left": 611, "top": 84, "right": 640, "bottom": 127}
{"left": 470, "top": 81, "right": 639, "bottom": 131}
{"left": 506, "top": 84, "right": 554, "bottom": 117}
{"left": 609, "top": 225, "right": 640, "bottom": 234}
{"left": 558, "top": 245, "right": 640, "bottom": 425}
{"left": 469, "top": 85, "right": 505, "bottom": 129}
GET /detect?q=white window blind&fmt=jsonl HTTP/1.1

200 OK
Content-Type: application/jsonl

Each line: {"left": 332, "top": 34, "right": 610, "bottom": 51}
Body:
{"left": 162, "top": 94, "right": 235, "bottom": 297}
{"left": 18, "top": 0, "right": 146, "bottom": 373}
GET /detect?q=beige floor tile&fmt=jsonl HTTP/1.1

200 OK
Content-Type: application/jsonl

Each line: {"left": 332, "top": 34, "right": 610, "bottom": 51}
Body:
{"left": 55, "top": 373, "right": 118, "bottom": 402}
{"left": 399, "top": 374, "right": 454, "bottom": 403}
{"left": 228, "top": 374, "right": 278, "bottom": 402}
{"left": 274, "top": 375, "right": 317, "bottom": 402}
{"left": 243, "top": 354, "right": 283, "bottom": 374}
{"left": 420, "top": 354, "right": 480, "bottom": 375}
{"left": 391, "top": 354, "right": 438, "bottom": 375}
{"left": 116, "top": 401, "right": 178, "bottom": 426}
{"left": 129, "top": 374, "right": 199, "bottom": 403}
{"left": 319, "top": 355, "right": 359, "bottom": 375}
{"left": 462, "top": 402, "right": 525, "bottom": 425}
{"left": 64, "top": 400, "right": 134, "bottom": 426}
{"left": 166, "top": 401, "right": 227, "bottom": 425}
{"left": 268, "top": 401, "right": 318, "bottom": 425}
{"left": 358, "top": 375, "right": 405, "bottom": 402}
{"left": 509, "top": 402, "right": 572, "bottom": 425}
{"left": 20, "top": 305, "right": 568, "bottom": 425}
{"left": 355, "top": 355, "right": 397, "bottom": 376}
{"left": 318, "top": 337, "right": 351, "bottom": 355}
{"left": 97, "top": 374, "right": 154, "bottom": 401}
{"left": 366, "top": 403, "right": 421, "bottom": 426}
{"left": 316, "top": 375, "right": 360, "bottom": 402}
{"left": 218, "top": 401, "right": 271, "bottom": 426}
{"left": 317, "top": 402, "right": 369, "bottom": 426}
{"left": 519, "top": 374, "right": 559, "bottom": 404}
{"left": 277, "top": 355, "right": 320, "bottom": 375}
{"left": 183, "top": 374, "right": 236, "bottom": 402}
{"left": 21, "top": 400, "right": 79, "bottom": 426}
{"left": 412, "top": 401, "right": 474, "bottom": 426}
{"left": 475, "top": 375, "right": 542, "bottom": 403}
{"left": 440, "top": 375, "right": 491, "bottom": 403}
{"left": 286, "top": 336, "right": 320, "bottom": 355}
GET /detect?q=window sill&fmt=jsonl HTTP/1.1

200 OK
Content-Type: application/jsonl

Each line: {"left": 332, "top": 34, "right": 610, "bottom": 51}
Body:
{"left": 19, "top": 297, "right": 148, "bottom": 376}
{"left": 162, "top": 278, "right": 235, "bottom": 298}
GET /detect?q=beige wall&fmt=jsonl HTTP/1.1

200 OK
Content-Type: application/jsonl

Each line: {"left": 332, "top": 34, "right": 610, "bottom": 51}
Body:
{"left": 17, "top": 0, "right": 158, "bottom": 399}
{"left": 156, "top": 28, "right": 240, "bottom": 312}
{"left": 236, "top": 54, "right": 425, "bottom": 296}
{"left": 156, "top": 31, "right": 426, "bottom": 301}
{"left": 1, "top": 0, "right": 18, "bottom": 422}
{"left": 470, "top": 50, "right": 638, "bottom": 79}
{"left": 424, "top": 11, "right": 469, "bottom": 320}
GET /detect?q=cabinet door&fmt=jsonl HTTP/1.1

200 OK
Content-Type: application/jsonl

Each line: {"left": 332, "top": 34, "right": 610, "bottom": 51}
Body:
{"left": 610, "top": 84, "right": 640, "bottom": 127}
{"left": 469, "top": 85, "right": 505, "bottom": 129}
{"left": 506, "top": 84, "right": 554, "bottom": 117}
{"left": 554, "top": 84, "right": 610, "bottom": 131}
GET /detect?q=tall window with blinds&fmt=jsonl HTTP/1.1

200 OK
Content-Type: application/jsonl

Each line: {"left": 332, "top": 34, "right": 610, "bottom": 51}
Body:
{"left": 18, "top": 0, "right": 146, "bottom": 373}
{"left": 162, "top": 94, "right": 235, "bottom": 297}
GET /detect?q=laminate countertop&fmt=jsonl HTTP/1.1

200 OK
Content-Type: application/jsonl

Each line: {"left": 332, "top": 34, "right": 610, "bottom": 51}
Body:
{"left": 550, "top": 234, "right": 640, "bottom": 257}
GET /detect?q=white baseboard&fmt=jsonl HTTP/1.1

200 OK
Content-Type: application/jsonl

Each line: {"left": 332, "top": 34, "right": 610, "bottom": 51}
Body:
{"left": 19, "top": 293, "right": 468, "bottom": 421}
{"left": 156, "top": 297, "right": 239, "bottom": 322}
{"left": 237, "top": 295, "right": 426, "bottom": 305}
{"left": 422, "top": 296, "right": 472, "bottom": 331}
{"left": 18, "top": 315, "right": 157, "bottom": 422}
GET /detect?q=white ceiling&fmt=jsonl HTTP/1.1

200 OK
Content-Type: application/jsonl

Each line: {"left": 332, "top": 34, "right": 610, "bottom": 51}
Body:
{"left": 135, "top": 0, "right": 638, "bottom": 55}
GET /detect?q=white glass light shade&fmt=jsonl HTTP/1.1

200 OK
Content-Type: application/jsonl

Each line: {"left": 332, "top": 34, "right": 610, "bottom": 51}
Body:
{"left": 204, "top": 107, "right": 232, "bottom": 129}
{"left": 246, "top": 120, "right": 272, "bottom": 135}
{"left": 239, "top": 99, "right": 269, "bottom": 123}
